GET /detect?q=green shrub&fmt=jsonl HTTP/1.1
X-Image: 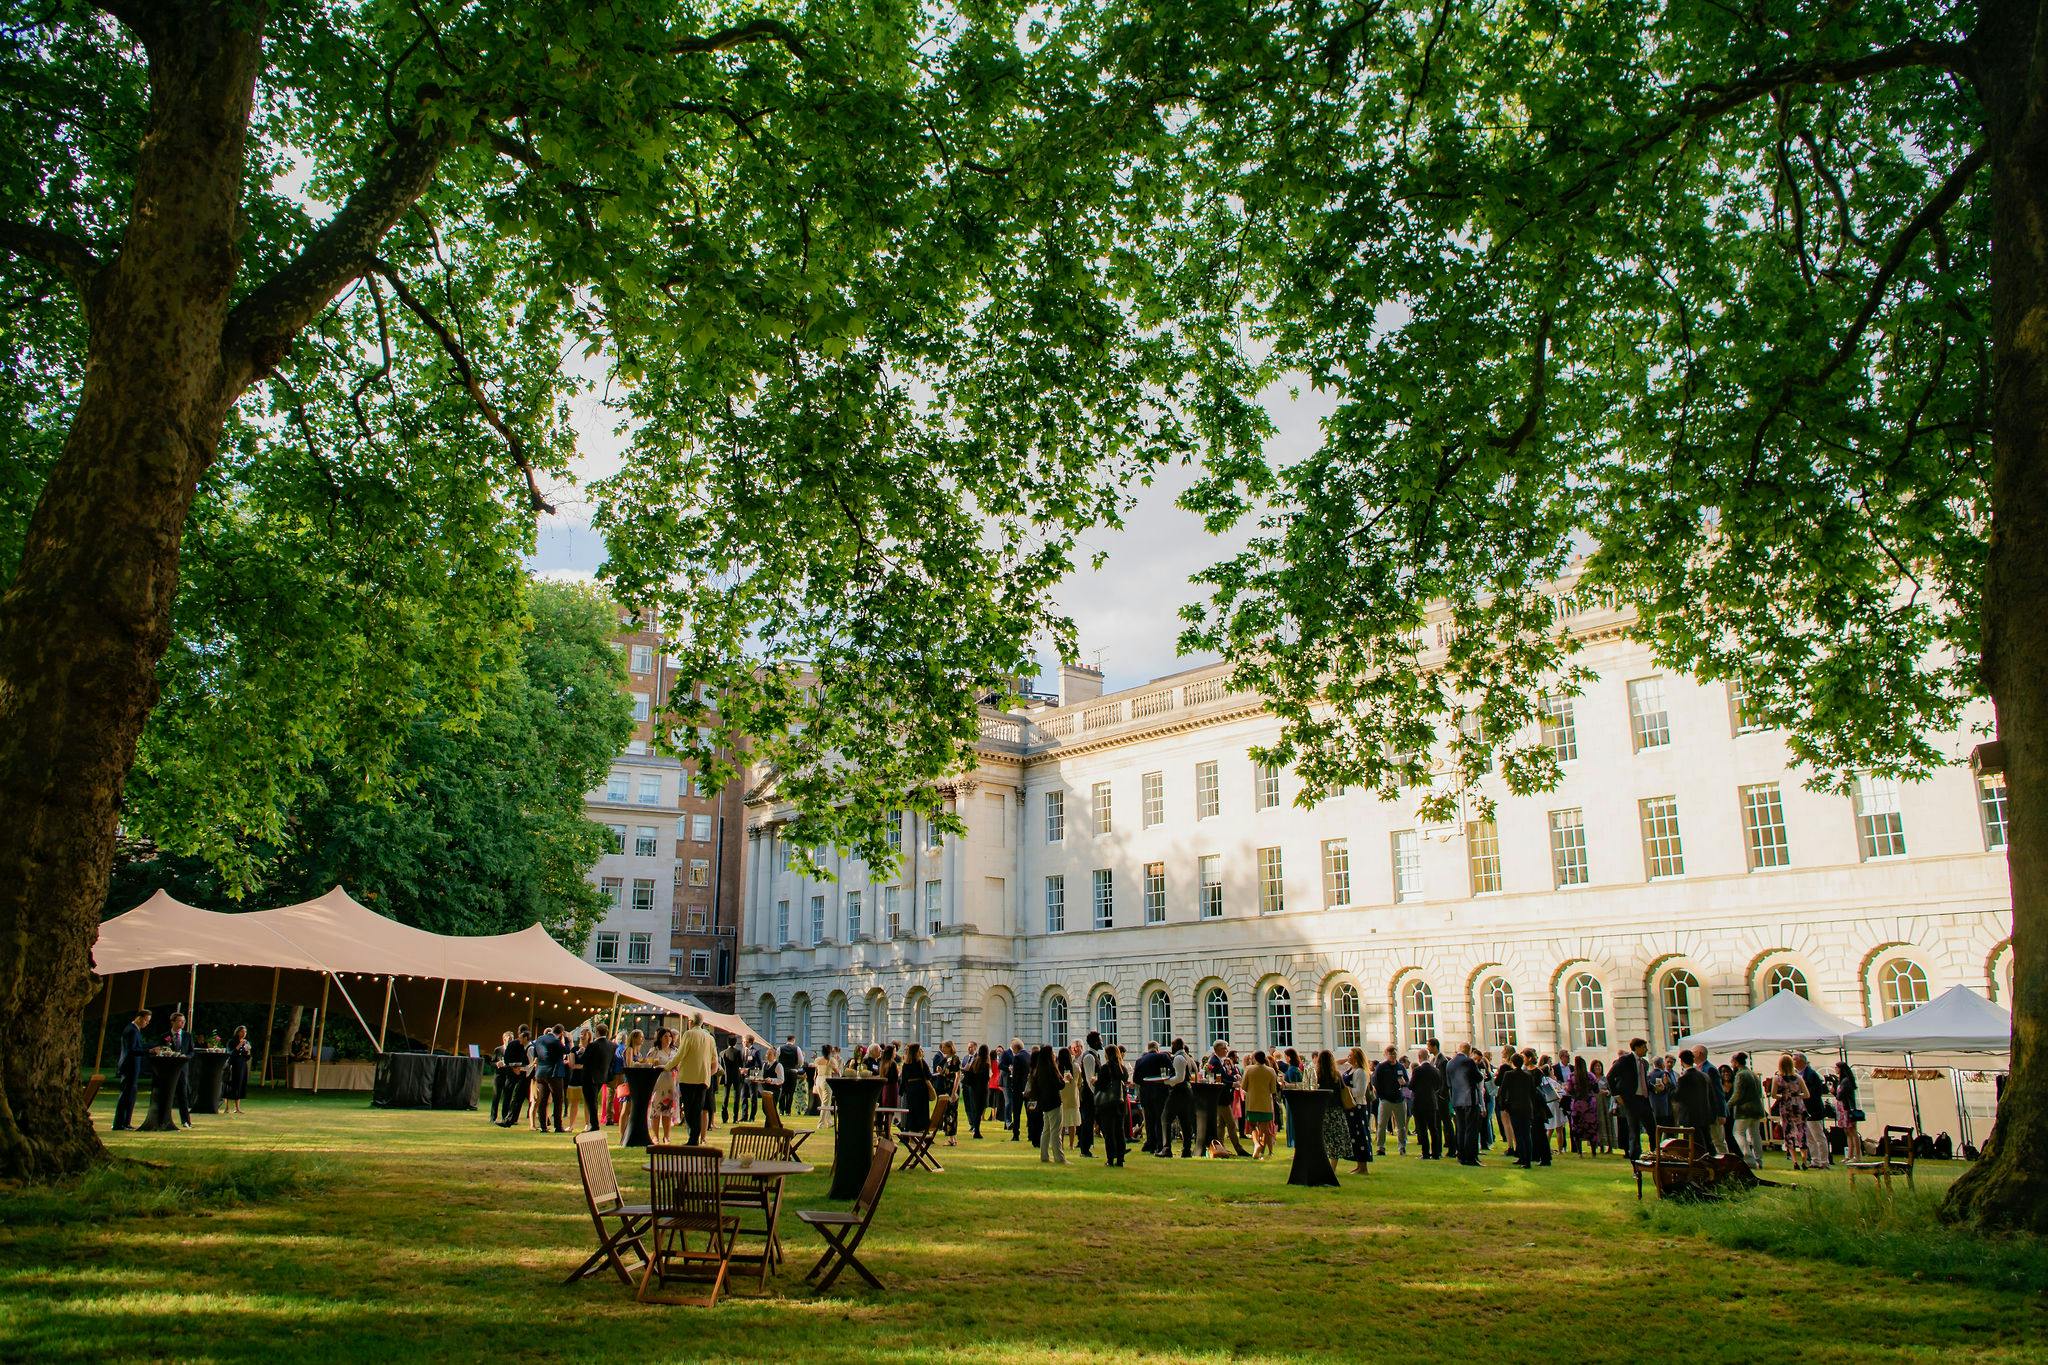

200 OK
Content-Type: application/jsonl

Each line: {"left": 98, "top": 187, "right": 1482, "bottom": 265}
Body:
{"left": 1643, "top": 1178, "right": 2048, "bottom": 1294}
{"left": 0, "top": 1152, "right": 317, "bottom": 1226}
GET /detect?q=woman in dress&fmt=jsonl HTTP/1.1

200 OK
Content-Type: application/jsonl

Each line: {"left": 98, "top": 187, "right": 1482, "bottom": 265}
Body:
{"left": 812, "top": 1044, "right": 841, "bottom": 1130}
{"left": 935, "top": 1041, "right": 962, "bottom": 1144}
{"left": 1567, "top": 1056, "right": 1601, "bottom": 1155}
{"left": 1340, "top": 1048, "right": 1373, "bottom": 1174}
{"left": 902, "top": 1042, "right": 935, "bottom": 1133}
{"left": 1591, "top": 1058, "right": 1614, "bottom": 1154}
{"left": 647, "top": 1028, "right": 679, "bottom": 1144}
{"left": 1315, "top": 1050, "right": 1356, "bottom": 1171}
{"left": 1057, "top": 1048, "right": 1080, "bottom": 1146}
{"left": 878, "top": 1045, "right": 901, "bottom": 1134}
{"left": 1030, "top": 1045, "right": 1066, "bottom": 1165}
{"left": 223, "top": 1024, "right": 252, "bottom": 1115}
{"left": 1834, "top": 1060, "right": 1863, "bottom": 1160}
{"left": 1772, "top": 1053, "right": 1810, "bottom": 1168}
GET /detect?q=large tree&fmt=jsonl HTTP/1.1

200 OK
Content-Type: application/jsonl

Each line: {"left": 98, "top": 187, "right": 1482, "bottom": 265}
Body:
{"left": 106, "top": 577, "right": 633, "bottom": 944}
{"left": 1175, "top": 0, "right": 2043, "bottom": 1229}
{"left": 0, "top": 0, "right": 1255, "bottom": 1177}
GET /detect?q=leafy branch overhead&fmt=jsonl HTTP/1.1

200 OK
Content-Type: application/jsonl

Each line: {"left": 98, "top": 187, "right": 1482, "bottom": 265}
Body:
{"left": 1174, "top": 0, "right": 1991, "bottom": 819}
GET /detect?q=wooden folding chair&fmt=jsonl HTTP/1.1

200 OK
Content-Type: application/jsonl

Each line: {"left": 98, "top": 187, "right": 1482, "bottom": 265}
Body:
{"left": 724, "top": 1125, "right": 796, "bottom": 1284}
{"left": 567, "top": 1130, "right": 651, "bottom": 1285}
{"left": 639, "top": 1144, "right": 738, "bottom": 1306}
{"left": 798, "top": 1137, "right": 895, "bottom": 1292}
{"left": 1632, "top": 1126, "right": 1702, "bottom": 1201}
{"left": 898, "top": 1096, "right": 954, "bottom": 1172}
{"left": 760, "top": 1100, "right": 813, "bottom": 1156}
{"left": 1846, "top": 1124, "right": 1917, "bottom": 1189}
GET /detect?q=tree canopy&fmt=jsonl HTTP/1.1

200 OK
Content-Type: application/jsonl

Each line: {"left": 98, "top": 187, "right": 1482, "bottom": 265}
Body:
{"left": 106, "top": 577, "right": 633, "bottom": 944}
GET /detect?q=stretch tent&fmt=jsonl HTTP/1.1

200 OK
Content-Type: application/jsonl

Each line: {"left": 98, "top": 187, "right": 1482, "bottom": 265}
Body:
{"left": 1674, "top": 988, "right": 1859, "bottom": 1058}
{"left": 89, "top": 887, "right": 759, "bottom": 1083}
{"left": 1844, "top": 985, "right": 2013, "bottom": 1055}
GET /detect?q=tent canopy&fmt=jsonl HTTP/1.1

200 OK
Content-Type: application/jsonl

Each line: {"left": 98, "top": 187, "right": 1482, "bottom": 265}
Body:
{"left": 1845, "top": 985, "right": 2012, "bottom": 1055}
{"left": 91, "top": 888, "right": 760, "bottom": 1048}
{"left": 1674, "top": 989, "right": 1857, "bottom": 1057}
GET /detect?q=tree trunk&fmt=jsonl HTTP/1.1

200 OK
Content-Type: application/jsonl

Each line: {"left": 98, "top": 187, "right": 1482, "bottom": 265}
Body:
{"left": 0, "top": 8, "right": 265, "bottom": 1178}
{"left": 1944, "top": 0, "right": 2048, "bottom": 1234}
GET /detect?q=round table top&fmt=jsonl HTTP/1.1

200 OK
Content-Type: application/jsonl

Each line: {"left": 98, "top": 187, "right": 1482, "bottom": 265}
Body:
{"left": 721, "top": 1159, "right": 815, "bottom": 1178}
{"left": 875, "top": 1106, "right": 908, "bottom": 1115}
{"left": 624, "top": 1063, "right": 666, "bottom": 1073}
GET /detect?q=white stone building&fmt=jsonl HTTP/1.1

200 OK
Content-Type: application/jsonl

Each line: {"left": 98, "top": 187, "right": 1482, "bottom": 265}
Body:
{"left": 737, "top": 598, "right": 2015, "bottom": 1098}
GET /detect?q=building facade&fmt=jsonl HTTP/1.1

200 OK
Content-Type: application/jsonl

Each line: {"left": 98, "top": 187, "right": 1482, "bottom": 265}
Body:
{"left": 737, "top": 599, "right": 2015, "bottom": 1085}
{"left": 578, "top": 608, "right": 744, "bottom": 1009}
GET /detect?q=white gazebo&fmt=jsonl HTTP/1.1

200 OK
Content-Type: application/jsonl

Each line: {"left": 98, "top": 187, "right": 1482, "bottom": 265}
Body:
{"left": 1674, "top": 988, "right": 1858, "bottom": 1059}
{"left": 1845, "top": 986, "right": 2012, "bottom": 1143}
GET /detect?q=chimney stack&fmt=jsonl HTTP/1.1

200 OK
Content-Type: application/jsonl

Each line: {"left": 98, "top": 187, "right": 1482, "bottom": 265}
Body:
{"left": 1057, "top": 661, "right": 1104, "bottom": 707}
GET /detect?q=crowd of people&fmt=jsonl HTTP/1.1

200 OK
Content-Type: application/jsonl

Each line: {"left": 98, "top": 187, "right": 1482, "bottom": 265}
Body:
{"left": 486, "top": 1016, "right": 1872, "bottom": 1174}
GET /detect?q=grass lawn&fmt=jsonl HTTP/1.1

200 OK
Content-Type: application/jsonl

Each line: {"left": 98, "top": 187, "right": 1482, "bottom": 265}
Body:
{"left": 2, "top": 1090, "right": 2041, "bottom": 1363}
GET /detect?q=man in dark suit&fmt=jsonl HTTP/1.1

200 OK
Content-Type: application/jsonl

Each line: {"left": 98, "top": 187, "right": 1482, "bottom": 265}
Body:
{"left": 1408, "top": 1050, "right": 1445, "bottom": 1159}
{"left": 1130, "top": 1042, "right": 1169, "bottom": 1154}
{"left": 719, "top": 1040, "right": 745, "bottom": 1121}
{"left": 112, "top": 1007, "right": 152, "bottom": 1130}
{"left": 1497, "top": 1053, "right": 1541, "bottom": 1167}
{"left": 530, "top": 1025, "right": 566, "bottom": 1132}
{"left": 1446, "top": 1044, "right": 1482, "bottom": 1165}
{"left": 1608, "top": 1038, "right": 1654, "bottom": 1161}
{"left": 1002, "top": 1039, "right": 1031, "bottom": 1141}
{"left": 777, "top": 1036, "right": 802, "bottom": 1114}
{"left": 1673, "top": 1048, "right": 1714, "bottom": 1155}
{"left": 496, "top": 1027, "right": 531, "bottom": 1127}
{"left": 162, "top": 1011, "right": 194, "bottom": 1127}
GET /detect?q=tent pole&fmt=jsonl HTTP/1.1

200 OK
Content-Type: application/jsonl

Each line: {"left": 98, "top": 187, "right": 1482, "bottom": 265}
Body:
{"left": 260, "top": 968, "right": 280, "bottom": 1088}
{"left": 452, "top": 981, "right": 467, "bottom": 1055}
{"left": 609, "top": 991, "right": 619, "bottom": 1038}
{"left": 430, "top": 978, "right": 448, "bottom": 1054}
{"left": 93, "top": 976, "right": 113, "bottom": 1072}
{"left": 313, "top": 976, "right": 330, "bottom": 1094}
{"left": 188, "top": 963, "right": 198, "bottom": 1032}
{"left": 137, "top": 967, "right": 150, "bottom": 1016}
{"left": 377, "top": 975, "right": 394, "bottom": 1053}
{"left": 1905, "top": 1049, "right": 1922, "bottom": 1133}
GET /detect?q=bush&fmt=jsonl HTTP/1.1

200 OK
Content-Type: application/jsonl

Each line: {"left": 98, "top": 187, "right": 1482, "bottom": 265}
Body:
{"left": 1, "top": 1152, "right": 317, "bottom": 1226}
{"left": 1643, "top": 1178, "right": 2048, "bottom": 1294}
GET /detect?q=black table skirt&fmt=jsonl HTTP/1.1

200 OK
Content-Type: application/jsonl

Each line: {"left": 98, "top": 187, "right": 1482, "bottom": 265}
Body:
{"left": 1281, "top": 1088, "right": 1341, "bottom": 1187}
{"left": 372, "top": 1053, "right": 486, "bottom": 1109}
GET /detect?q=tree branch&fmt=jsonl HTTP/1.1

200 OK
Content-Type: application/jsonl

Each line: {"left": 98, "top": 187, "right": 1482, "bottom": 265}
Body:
{"left": 368, "top": 257, "right": 555, "bottom": 514}
{"left": 0, "top": 219, "right": 97, "bottom": 296}
{"left": 1815, "top": 143, "right": 1987, "bottom": 386}
{"left": 222, "top": 131, "right": 448, "bottom": 393}
{"left": 672, "top": 18, "right": 807, "bottom": 61}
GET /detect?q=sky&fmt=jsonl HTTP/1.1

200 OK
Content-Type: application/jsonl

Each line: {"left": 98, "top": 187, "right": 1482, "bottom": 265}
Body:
{"left": 526, "top": 368, "right": 1339, "bottom": 695}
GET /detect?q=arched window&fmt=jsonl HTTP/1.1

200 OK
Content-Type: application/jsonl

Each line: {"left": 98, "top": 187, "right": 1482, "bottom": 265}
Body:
{"left": 1094, "top": 992, "right": 1120, "bottom": 1046}
{"left": 1564, "top": 973, "right": 1607, "bottom": 1051}
{"left": 828, "top": 994, "right": 848, "bottom": 1049}
{"left": 1878, "top": 959, "right": 1930, "bottom": 1019}
{"left": 910, "top": 993, "right": 931, "bottom": 1047}
{"left": 1659, "top": 969, "right": 1700, "bottom": 1047}
{"left": 866, "top": 992, "right": 887, "bottom": 1044}
{"left": 793, "top": 994, "right": 812, "bottom": 1050}
{"left": 1479, "top": 977, "right": 1517, "bottom": 1050}
{"left": 760, "top": 994, "right": 777, "bottom": 1042}
{"left": 1045, "top": 994, "right": 1069, "bottom": 1048}
{"left": 1403, "top": 980, "right": 1437, "bottom": 1050}
{"left": 1331, "top": 983, "right": 1363, "bottom": 1051}
{"left": 1265, "top": 985, "right": 1294, "bottom": 1050}
{"left": 1147, "top": 989, "right": 1172, "bottom": 1045}
{"left": 1204, "top": 987, "right": 1231, "bottom": 1049}
{"left": 1762, "top": 963, "right": 1809, "bottom": 999}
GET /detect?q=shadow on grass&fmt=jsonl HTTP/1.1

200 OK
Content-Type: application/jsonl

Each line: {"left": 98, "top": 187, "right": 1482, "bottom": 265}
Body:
{"left": 1640, "top": 1178, "right": 2048, "bottom": 1294}
{"left": 0, "top": 1152, "right": 318, "bottom": 1226}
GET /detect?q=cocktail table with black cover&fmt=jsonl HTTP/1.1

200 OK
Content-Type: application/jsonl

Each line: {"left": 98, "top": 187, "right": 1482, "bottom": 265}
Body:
{"left": 621, "top": 1064, "right": 664, "bottom": 1148}
{"left": 136, "top": 1054, "right": 190, "bottom": 1132}
{"left": 1279, "top": 1087, "right": 1340, "bottom": 1186}
{"left": 1190, "top": 1080, "right": 1249, "bottom": 1157}
{"left": 190, "top": 1049, "right": 230, "bottom": 1114}
{"left": 825, "top": 1075, "right": 885, "bottom": 1199}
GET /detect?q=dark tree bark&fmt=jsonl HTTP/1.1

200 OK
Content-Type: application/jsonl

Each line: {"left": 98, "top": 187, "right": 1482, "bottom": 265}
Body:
{"left": 0, "top": 6, "right": 269, "bottom": 1176}
{"left": 1945, "top": 0, "right": 2048, "bottom": 1234}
